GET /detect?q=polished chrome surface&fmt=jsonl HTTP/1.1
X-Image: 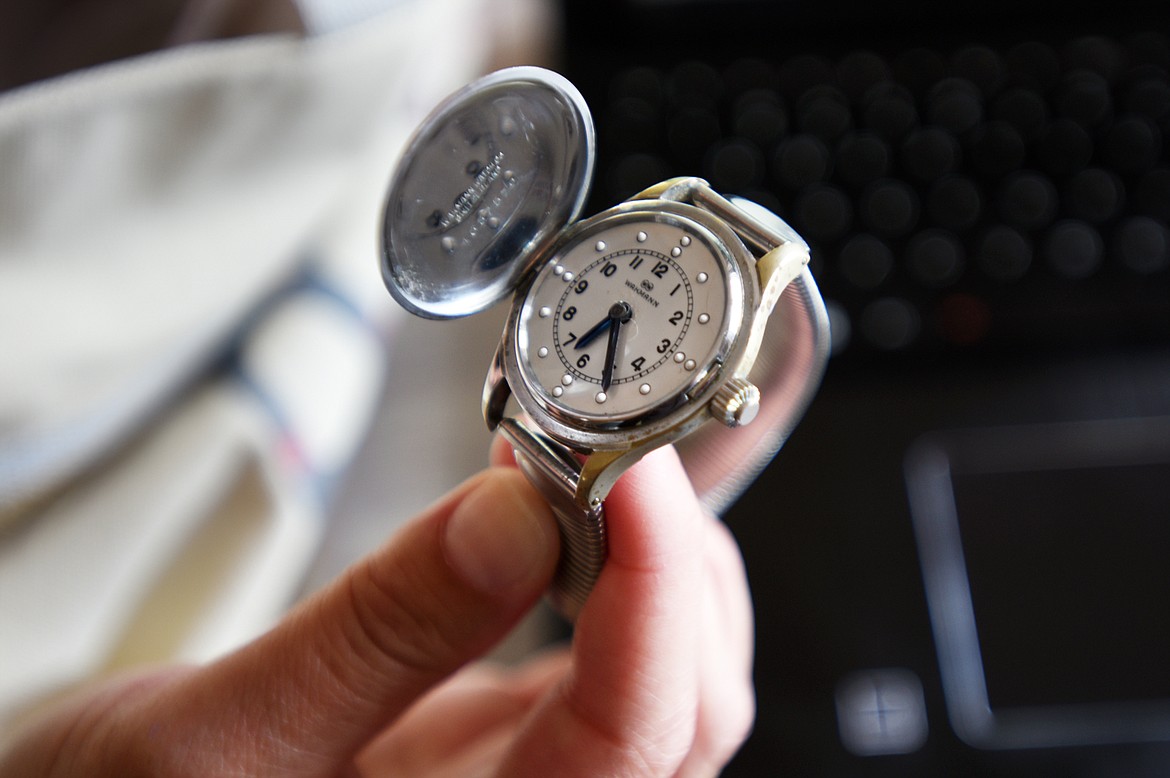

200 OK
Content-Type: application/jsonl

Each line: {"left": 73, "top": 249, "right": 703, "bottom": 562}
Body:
{"left": 381, "top": 67, "right": 594, "bottom": 319}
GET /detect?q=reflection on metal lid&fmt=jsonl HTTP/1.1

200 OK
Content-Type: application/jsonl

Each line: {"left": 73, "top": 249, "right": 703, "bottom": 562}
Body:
{"left": 381, "top": 66, "right": 595, "bottom": 319}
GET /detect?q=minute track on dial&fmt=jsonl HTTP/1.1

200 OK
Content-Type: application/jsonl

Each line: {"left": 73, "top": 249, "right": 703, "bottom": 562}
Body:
{"left": 552, "top": 249, "right": 694, "bottom": 387}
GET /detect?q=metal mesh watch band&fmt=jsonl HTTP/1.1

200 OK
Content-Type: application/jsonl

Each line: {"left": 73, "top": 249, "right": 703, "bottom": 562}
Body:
{"left": 502, "top": 181, "right": 831, "bottom": 620}
{"left": 498, "top": 417, "right": 607, "bottom": 618}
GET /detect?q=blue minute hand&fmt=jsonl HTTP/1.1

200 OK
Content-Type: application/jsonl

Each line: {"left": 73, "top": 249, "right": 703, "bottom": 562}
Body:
{"left": 601, "top": 302, "right": 633, "bottom": 392}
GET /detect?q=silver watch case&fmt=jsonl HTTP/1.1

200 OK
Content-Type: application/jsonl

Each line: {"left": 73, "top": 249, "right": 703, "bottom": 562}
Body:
{"left": 488, "top": 196, "right": 762, "bottom": 454}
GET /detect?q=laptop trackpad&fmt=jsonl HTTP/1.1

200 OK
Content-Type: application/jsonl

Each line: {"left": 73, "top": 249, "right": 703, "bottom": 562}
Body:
{"left": 906, "top": 416, "right": 1170, "bottom": 749}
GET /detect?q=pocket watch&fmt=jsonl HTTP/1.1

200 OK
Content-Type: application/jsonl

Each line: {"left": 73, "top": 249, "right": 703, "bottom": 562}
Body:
{"left": 381, "top": 67, "right": 830, "bottom": 619}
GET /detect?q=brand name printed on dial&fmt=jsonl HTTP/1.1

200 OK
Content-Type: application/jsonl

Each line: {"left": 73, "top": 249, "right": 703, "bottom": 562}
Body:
{"left": 439, "top": 150, "right": 505, "bottom": 231}
{"left": 624, "top": 278, "right": 660, "bottom": 308}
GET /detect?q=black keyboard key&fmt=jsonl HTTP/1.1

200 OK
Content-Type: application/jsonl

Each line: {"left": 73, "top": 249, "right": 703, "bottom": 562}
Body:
{"left": 861, "top": 82, "right": 919, "bottom": 142}
{"left": 796, "top": 84, "right": 853, "bottom": 141}
{"left": 998, "top": 170, "right": 1058, "bottom": 231}
{"left": 796, "top": 184, "right": 853, "bottom": 243}
{"left": 1063, "top": 36, "right": 1127, "bottom": 83}
{"left": 860, "top": 179, "right": 920, "bottom": 237}
{"left": 1044, "top": 220, "right": 1105, "bottom": 279}
{"left": 977, "top": 225, "right": 1033, "bottom": 282}
{"left": 837, "top": 50, "right": 891, "bottom": 103}
{"left": 1055, "top": 69, "right": 1113, "bottom": 128}
{"left": 859, "top": 296, "right": 921, "bottom": 350}
{"left": 839, "top": 234, "right": 895, "bottom": 289}
{"left": 1123, "top": 75, "right": 1170, "bottom": 129}
{"left": 907, "top": 229, "right": 966, "bottom": 287}
{"left": 925, "top": 77, "right": 984, "bottom": 134}
{"left": 1103, "top": 115, "right": 1162, "bottom": 173}
{"left": 991, "top": 87, "right": 1049, "bottom": 140}
{"left": 936, "top": 292, "right": 993, "bottom": 345}
{"left": 927, "top": 175, "right": 983, "bottom": 231}
{"left": 707, "top": 138, "right": 765, "bottom": 191}
{"left": 1065, "top": 168, "right": 1125, "bottom": 224}
{"left": 772, "top": 134, "right": 831, "bottom": 189}
{"left": 733, "top": 89, "right": 789, "bottom": 147}
{"left": 667, "top": 60, "right": 722, "bottom": 108}
{"left": 901, "top": 127, "right": 961, "bottom": 183}
{"left": 836, "top": 132, "right": 891, "bottom": 187}
{"left": 1114, "top": 216, "right": 1170, "bottom": 274}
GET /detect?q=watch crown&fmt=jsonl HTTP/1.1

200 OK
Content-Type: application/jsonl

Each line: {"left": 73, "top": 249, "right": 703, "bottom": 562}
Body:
{"left": 710, "top": 378, "right": 761, "bottom": 428}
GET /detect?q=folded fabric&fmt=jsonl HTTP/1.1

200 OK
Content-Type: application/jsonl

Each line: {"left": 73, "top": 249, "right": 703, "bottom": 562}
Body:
{"left": 0, "top": 0, "right": 493, "bottom": 736}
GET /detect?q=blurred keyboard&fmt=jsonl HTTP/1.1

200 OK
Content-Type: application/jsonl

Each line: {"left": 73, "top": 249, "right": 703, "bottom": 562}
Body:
{"left": 564, "top": 9, "right": 1170, "bottom": 364}
{"left": 561, "top": 6, "right": 1170, "bottom": 776}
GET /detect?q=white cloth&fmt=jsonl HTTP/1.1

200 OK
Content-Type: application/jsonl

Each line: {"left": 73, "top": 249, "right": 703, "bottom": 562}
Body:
{"left": 0, "top": 0, "right": 494, "bottom": 736}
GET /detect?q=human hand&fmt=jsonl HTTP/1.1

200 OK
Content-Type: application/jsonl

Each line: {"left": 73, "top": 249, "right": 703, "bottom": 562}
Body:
{"left": 0, "top": 444, "right": 754, "bottom": 777}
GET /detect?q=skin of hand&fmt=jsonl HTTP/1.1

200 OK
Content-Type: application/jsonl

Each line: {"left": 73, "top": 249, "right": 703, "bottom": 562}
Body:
{"left": 0, "top": 442, "right": 755, "bottom": 777}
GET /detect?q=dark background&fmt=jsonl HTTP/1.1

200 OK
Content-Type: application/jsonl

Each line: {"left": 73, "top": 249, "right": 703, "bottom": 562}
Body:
{"left": 559, "top": 0, "right": 1170, "bottom": 774}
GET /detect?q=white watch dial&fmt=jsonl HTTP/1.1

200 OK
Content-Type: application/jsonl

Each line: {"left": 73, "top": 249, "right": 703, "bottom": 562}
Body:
{"left": 516, "top": 212, "right": 741, "bottom": 424}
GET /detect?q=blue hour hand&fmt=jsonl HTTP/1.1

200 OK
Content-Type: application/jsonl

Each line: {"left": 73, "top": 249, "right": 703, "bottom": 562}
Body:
{"left": 574, "top": 314, "right": 613, "bottom": 350}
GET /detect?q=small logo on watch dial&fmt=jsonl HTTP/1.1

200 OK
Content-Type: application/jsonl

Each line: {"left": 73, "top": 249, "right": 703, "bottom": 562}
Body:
{"left": 624, "top": 278, "right": 660, "bottom": 308}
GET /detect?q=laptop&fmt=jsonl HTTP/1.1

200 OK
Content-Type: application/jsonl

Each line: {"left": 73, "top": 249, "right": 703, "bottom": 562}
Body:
{"left": 560, "top": 0, "right": 1170, "bottom": 773}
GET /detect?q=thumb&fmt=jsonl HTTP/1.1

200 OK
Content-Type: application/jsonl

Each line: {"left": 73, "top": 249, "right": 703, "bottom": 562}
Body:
{"left": 143, "top": 467, "right": 559, "bottom": 775}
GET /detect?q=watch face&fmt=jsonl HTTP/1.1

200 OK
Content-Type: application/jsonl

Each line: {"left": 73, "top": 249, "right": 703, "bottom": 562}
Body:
{"left": 515, "top": 208, "right": 745, "bottom": 426}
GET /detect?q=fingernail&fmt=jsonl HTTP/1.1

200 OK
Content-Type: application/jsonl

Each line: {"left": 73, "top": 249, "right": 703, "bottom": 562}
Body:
{"left": 444, "top": 471, "right": 558, "bottom": 597}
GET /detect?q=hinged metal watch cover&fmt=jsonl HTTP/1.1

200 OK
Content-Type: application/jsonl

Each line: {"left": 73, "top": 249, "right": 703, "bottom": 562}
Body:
{"left": 381, "top": 67, "right": 596, "bottom": 319}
